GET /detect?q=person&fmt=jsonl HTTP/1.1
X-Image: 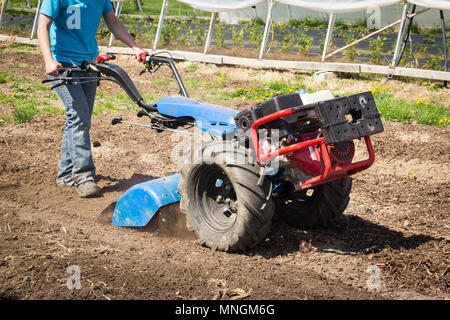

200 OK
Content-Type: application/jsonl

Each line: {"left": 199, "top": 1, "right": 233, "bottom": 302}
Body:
{"left": 37, "top": 0, "right": 147, "bottom": 197}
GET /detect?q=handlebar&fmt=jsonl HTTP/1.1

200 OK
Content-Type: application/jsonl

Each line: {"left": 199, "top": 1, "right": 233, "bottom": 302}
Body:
{"left": 42, "top": 52, "right": 188, "bottom": 112}
{"left": 139, "top": 53, "right": 189, "bottom": 98}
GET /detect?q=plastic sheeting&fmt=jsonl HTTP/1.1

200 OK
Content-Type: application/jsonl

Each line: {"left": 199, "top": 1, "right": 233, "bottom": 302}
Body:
{"left": 407, "top": 0, "right": 450, "bottom": 11}
{"left": 277, "top": 0, "right": 402, "bottom": 14}
{"left": 178, "top": 0, "right": 403, "bottom": 13}
{"left": 178, "top": 0, "right": 265, "bottom": 12}
{"left": 179, "top": 0, "right": 450, "bottom": 13}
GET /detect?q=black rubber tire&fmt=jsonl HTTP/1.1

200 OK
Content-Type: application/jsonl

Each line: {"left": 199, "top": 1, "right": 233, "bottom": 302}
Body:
{"left": 274, "top": 177, "right": 352, "bottom": 229}
{"left": 178, "top": 140, "right": 275, "bottom": 252}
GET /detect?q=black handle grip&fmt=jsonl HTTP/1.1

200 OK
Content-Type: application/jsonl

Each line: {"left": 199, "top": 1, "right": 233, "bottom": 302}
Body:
{"left": 106, "top": 53, "right": 116, "bottom": 60}
{"left": 137, "top": 109, "right": 147, "bottom": 117}
{"left": 111, "top": 117, "right": 123, "bottom": 125}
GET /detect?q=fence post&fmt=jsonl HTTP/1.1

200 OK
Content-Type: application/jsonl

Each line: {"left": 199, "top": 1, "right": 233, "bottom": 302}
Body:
{"left": 204, "top": 12, "right": 217, "bottom": 54}
{"left": 391, "top": 2, "right": 410, "bottom": 67}
{"left": 0, "top": 0, "right": 9, "bottom": 29}
{"left": 321, "top": 13, "right": 336, "bottom": 62}
{"left": 30, "top": 0, "right": 41, "bottom": 40}
{"left": 259, "top": 0, "right": 274, "bottom": 60}
{"left": 154, "top": 0, "right": 169, "bottom": 51}
{"left": 108, "top": 0, "right": 126, "bottom": 47}
{"left": 136, "top": 0, "right": 143, "bottom": 13}
{"left": 440, "top": 10, "right": 447, "bottom": 87}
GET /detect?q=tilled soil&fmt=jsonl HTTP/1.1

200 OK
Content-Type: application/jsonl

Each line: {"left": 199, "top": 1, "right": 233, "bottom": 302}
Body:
{"left": 0, "top": 44, "right": 449, "bottom": 300}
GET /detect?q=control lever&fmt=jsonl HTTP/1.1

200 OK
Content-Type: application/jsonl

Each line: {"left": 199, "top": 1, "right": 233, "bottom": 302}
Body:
{"left": 111, "top": 117, "right": 123, "bottom": 125}
{"left": 136, "top": 109, "right": 147, "bottom": 117}
{"left": 139, "top": 52, "right": 152, "bottom": 76}
{"left": 111, "top": 116, "right": 202, "bottom": 137}
{"left": 96, "top": 53, "right": 116, "bottom": 63}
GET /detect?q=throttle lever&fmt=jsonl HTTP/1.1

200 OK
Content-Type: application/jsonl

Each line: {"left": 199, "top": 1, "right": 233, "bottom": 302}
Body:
{"left": 136, "top": 109, "right": 147, "bottom": 117}
{"left": 50, "top": 81, "right": 67, "bottom": 90}
{"left": 111, "top": 117, "right": 123, "bottom": 125}
{"left": 139, "top": 52, "right": 149, "bottom": 64}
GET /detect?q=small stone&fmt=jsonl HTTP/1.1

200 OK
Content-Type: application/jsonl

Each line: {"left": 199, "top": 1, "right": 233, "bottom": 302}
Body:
{"left": 313, "top": 71, "right": 336, "bottom": 82}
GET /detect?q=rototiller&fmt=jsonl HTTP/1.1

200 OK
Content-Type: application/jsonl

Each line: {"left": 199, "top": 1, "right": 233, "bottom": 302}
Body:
{"left": 44, "top": 52, "right": 384, "bottom": 252}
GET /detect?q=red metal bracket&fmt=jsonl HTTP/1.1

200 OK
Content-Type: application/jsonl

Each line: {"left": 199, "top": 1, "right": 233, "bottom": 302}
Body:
{"left": 250, "top": 106, "right": 375, "bottom": 190}
{"left": 96, "top": 54, "right": 112, "bottom": 63}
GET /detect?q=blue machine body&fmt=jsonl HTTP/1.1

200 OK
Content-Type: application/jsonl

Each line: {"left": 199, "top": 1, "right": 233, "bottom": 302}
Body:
{"left": 112, "top": 88, "right": 309, "bottom": 227}
{"left": 112, "top": 174, "right": 181, "bottom": 227}
{"left": 112, "top": 97, "right": 289, "bottom": 227}
{"left": 156, "top": 96, "right": 237, "bottom": 135}
{"left": 113, "top": 96, "right": 239, "bottom": 227}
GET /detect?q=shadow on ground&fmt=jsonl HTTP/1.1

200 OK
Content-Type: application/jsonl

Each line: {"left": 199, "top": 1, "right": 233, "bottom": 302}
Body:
{"left": 251, "top": 214, "right": 440, "bottom": 258}
{"left": 93, "top": 173, "right": 441, "bottom": 256}
{"left": 97, "top": 173, "right": 156, "bottom": 194}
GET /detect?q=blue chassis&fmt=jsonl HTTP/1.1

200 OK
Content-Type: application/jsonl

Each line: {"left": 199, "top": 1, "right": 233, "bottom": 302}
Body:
{"left": 113, "top": 96, "right": 240, "bottom": 226}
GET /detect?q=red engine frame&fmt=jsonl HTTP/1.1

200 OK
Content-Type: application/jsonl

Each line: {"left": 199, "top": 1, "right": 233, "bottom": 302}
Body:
{"left": 250, "top": 106, "right": 375, "bottom": 190}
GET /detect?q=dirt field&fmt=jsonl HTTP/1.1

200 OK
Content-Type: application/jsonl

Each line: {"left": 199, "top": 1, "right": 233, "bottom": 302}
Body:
{"left": 0, "top": 43, "right": 449, "bottom": 300}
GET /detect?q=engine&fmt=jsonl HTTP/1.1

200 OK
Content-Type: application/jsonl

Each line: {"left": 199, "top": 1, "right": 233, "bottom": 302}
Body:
{"left": 234, "top": 90, "right": 384, "bottom": 190}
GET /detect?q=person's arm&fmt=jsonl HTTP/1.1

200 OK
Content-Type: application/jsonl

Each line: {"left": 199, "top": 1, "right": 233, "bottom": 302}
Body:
{"left": 102, "top": 11, "right": 147, "bottom": 60}
{"left": 37, "top": 13, "right": 61, "bottom": 76}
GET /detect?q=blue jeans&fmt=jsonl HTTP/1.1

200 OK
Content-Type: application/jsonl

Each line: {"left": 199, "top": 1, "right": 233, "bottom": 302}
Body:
{"left": 51, "top": 62, "right": 98, "bottom": 186}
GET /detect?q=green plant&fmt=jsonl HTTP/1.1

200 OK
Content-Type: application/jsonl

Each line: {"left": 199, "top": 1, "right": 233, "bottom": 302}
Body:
{"left": 153, "top": 78, "right": 171, "bottom": 86}
{"left": 228, "top": 80, "right": 307, "bottom": 102}
{"left": 92, "top": 101, "right": 121, "bottom": 116}
{"left": 214, "top": 24, "right": 225, "bottom": 48}
{"left": 423, "top": 36, "right": 436, "bottom": 45}
{"left": 296, "top": 31, "right": 313, "bottom": 55}
{"left": 12, "top": 105, "right": 39, "bottom": 123}
{"left": 160, "top": 20, "right": 178, "bottom": 45}
{"left": 369, "top": 36, "right": 388, "bottom": 64}
{"left": 425, "top": 54, "right": 442, "bottom": 70}
{"left": 185, "top": 62, "right": 200, "bottom": 73}
{"left": 193, "top": 25, "right": 204, "bottom": 47}
{"left": 343, "top": 33, "right": 358, "bottom": 61}
{"left": 372, "top": 89, "right": 449, "bottom": 126}
{"left": 231, "top": 26, "right": 244, "bottom": 48}
{"left": 0, "top": 71, "right": 15, "bottom": 84}
{"left": 248, "top": 23, "right": 263, "bottom": 49}
{"left": 284, "top": 32, "right": 296, "bottom": 52}
{"left": 41, "top": 105, "right": 65, "bottom": 116}
{"left": 320, "top": 37, "right": 333, "bottom": 53}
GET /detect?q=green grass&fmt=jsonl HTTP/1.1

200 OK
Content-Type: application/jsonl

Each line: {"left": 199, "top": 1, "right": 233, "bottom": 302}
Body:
{"left": 92, "top": 101, "right": 122, "bottom": 116}
{"left": 226, "top": 80, "right": 308, "bottom": 102}
{"left": 6, "top": 0, "right": 210, "bottom": 20}
{"left": 12, "top": 104, "right": 40, "bottom": 123}
{"left": 0, "top": 40, "right": 447, "bottom": 128}
{"left": 0, "top": 71, "right": 16, "bottom": 84}
{"left": 41, "top": 105, "right": 65, "bottom": 116}
{"left": 119, "top": 0, "right": 209, "bottom": 16}
{"left": 225, "top": 80, "right": 448, "bottom": 127}
{"left": 373, "top": 91, "right": 449, "bottom": 127}
{"left": 152, "top": 78, "right": 172, "bottom": 87}
{"left": 0, "top": 68, "right": 65, "bottom": 124}
{"left": 185, "top": 62, "right": 201, "bottom": 73}
{"left": 96, "top": 91, "right": 134, "bottom": 105}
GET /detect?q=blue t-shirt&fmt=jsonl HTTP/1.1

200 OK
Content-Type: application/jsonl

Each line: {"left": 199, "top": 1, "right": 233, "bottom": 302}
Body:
{"left": 40, "top": 0, "right": 113, "bottom": 66}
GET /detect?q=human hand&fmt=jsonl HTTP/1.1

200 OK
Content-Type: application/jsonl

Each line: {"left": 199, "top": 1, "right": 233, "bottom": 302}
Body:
{"left": 45, "top": 59, "right": 62, "bottom": 76}
{"left": 133, "top": 47, "right": 148, "bottom": 64}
